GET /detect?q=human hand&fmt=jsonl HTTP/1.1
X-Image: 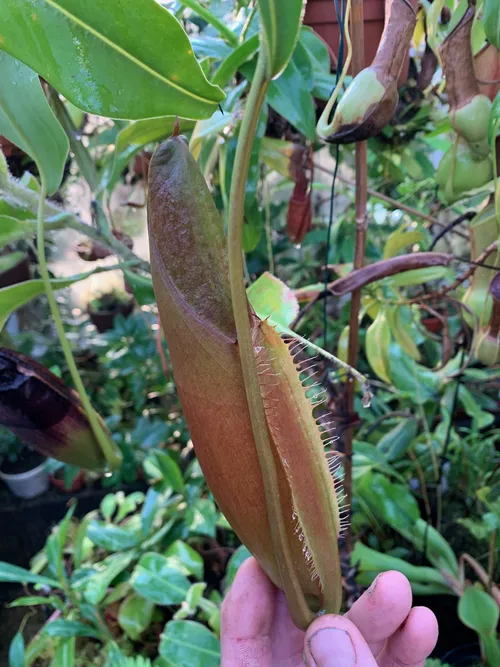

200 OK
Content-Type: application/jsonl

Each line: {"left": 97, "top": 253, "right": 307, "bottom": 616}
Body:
{"left": 221, "top": 557, "right": 438, "bottom": 666}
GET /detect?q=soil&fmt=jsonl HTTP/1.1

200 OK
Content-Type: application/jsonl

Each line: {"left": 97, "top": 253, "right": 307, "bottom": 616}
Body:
{"left": 0, "top": 448, "right": 45, "bottom": 475}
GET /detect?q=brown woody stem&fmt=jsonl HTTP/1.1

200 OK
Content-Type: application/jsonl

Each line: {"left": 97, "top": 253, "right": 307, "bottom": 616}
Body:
{"left": 344, "top": 0, "right": 368, "bottom": 551}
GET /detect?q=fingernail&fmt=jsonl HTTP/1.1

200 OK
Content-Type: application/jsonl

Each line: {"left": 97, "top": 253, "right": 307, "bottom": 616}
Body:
{"left": 366, "top": 573, "right": 380, "bottom": 596}
{"left": 308, "top": 628, "right": 356, "bottom": 666}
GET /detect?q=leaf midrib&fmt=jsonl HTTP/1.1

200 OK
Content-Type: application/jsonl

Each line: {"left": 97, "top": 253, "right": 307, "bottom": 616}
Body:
{"left": 42, "top": 0, "right": 219, "bottom": 105}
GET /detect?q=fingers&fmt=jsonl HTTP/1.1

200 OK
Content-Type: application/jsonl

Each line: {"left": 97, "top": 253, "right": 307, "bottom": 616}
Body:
{"left": 377, "top": 606, "right": 439, "bottom": 667}
{"left": 346, "top": 571, "right": 413, "bottom": 655}
{"left": 220, "top": 557, "right": 276, "bottom": 667}
{"left": 269, "top": 590, "right": 305, "bottom": 665}
{"left": 304, "top": 614, "right": 378, "bottom": 667}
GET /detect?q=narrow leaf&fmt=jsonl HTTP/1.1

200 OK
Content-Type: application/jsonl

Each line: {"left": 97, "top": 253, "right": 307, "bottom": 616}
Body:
{"left": 365, "top": 312, "right": 392, "bottom": 383}
{"left": 42, "top": 620, "right": 101, "bottom": 640}
{"left": 50, "top": 638, "right": 75, "bottom": 667}
{"left": 0, "top": 561, "right": 59, "bottom": 588}
{"left": 259, "top": 0, "right": 306, "bottom": 78}
{"left": 9, "top": 632, "right": 25, "bottom": 667}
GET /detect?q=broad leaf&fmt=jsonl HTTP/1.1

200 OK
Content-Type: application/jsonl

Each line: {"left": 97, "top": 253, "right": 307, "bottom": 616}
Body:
{"left": 459, "top": 586, "right": 500, "bottom": 637}
{"left": 247, "top": 272, "right": 299, "bottom": 331}
{"left": 118, "top": 594, "right": 155, "bottom": 641}
{"left": 383, "top": 226, "right": 425, "bottom": 259}
{"left": 0, "top": 52, "right": 68, "bottom": 194}
{"left": 376, "top": 419, "right": 418, "bottom": 462}
{"left": 86, "top": 521, "right": 141, "bottom": 552}
{"left": 131, "top": 553, "right": 190, "bottom": 605}
{"left": 165, "top": 540, "right": 204, "bottom": 580}
{"left": 159, "top": 620, "right": 220, "bottom": 667}
{"left": 83, "top": 552, "right": 135, "bottom": 605}
{"left": 185, "top": 498, "right": 218, "bottom": 538}
{"left": 0, "top": 0, "right": 224, "bottom": 120}
{"left": 259, "top": 0, "right": 306, "bottom": 78}
{"left": 145, "top": 450, "right": 184, "bottom": 495}
{"left": 266, "top": 57, "right": 316, "bottom": 140}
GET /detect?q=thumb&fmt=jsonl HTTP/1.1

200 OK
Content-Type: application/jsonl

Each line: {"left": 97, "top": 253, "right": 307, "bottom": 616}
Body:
{"left": 303, "top": 615, "right": 378, "bottom": 667}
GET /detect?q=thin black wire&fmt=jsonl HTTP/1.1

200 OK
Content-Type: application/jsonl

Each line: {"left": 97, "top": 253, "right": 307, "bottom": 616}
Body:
{"left": 323, "top": 0, "right": 346, "bottom": 348}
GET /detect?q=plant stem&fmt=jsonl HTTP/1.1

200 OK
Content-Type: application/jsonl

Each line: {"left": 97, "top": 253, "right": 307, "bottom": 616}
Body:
{"left": 344, "top": 0, "right": 368, "bottom": 551}
{"left": 314, "top": 162, "right": 468, "bottom": 236}
{"left": 263, "top": 168, "right": 275, "bottom": 274}
{"left": 2, "top": 177, "right": 149, "bottom": 272}
{"left": 177, "top": 0, "right": 238, "bottom": 46}
{"left": 36, "top": 183, "right": 121, "bottom": 468}
{"left": 47, "top": 87, "right": 99, "bottom": 192}
{"left": 227, "top": 52, "right": 313, "bottom": 629}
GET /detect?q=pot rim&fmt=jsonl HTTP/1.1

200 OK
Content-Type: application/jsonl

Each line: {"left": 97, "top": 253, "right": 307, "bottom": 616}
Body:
{"left": 0, "top": 460, "right": 47, "bottom": 481}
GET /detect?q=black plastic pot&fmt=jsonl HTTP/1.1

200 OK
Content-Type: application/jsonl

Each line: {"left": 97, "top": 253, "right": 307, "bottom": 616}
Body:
{"left": 88, "top": 299, "right": 134, "bottom": 333}
{"left": 0, "top": 253, "right": 30, "bottom": 289}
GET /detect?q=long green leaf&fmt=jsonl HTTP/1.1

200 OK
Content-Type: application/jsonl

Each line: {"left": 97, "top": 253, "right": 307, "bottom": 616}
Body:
{"left": 259, "top": 0, "right": 306, "bottom": 78}
{"left": 0, "top": 562, "right": 59, "bottom": 587}
{"left": 266, "top": 56, "right": 316, "bottom": 140}
{"left": 0, "top": 52, "right": 68, "bottom": 194}
{"left": 50, "top": 637, "right": 75, "bottom": 667}
{"left": 42, "top": 620, "right": 101, "bottom": 640}
{"left": 86, "top": 522, "right": 141, "bottom": 552}
{"left": 212, "top": 34, "right": 260, "bottom": 87}
{"left": 0, "top": 0, "right": 224, "bottom": 120}
{"left": 0, "top": 215, "right": 37, "bottom": 249}
{"left": 0, "top": 270, "right": 96, "bottom": 331}
{"left": 8, "top": 631, "right": 25, "bottom": 667}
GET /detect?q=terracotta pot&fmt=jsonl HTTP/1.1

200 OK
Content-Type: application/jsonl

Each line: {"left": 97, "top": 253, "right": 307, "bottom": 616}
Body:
{"left": 303, "top": 0, "right": 415, "bottom": 85}
{"left": 421, "top": 316, "right": 443, "bottom": 334}
{"left": 89, "top": 299, "right": 134, "bottom": 333}
{"left": 49, "top": 469, "right": 85, "bottom": 493}
{"left": 0, "top": 253, "right": 30, "bottom": 289}
{"left": 0, "top": 135, "right": 24, "bottom": 159}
